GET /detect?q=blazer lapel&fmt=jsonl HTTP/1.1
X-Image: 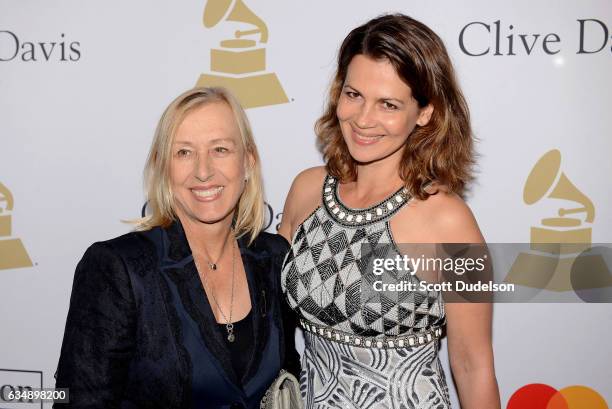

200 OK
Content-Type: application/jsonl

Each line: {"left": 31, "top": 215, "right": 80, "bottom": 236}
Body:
{"left": 156, "top": 222, "right": 275, "bottom": 390}
{"left": 158, "top": 221, "right": 244, "bottom": 391}
{"left": 239, "top": 236, "right": 272, "bottom": 384}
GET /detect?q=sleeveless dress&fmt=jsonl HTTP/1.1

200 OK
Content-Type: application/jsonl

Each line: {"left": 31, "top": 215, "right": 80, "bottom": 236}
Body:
{"left": 281, "top": 175, "right": 451, "bottom": 409}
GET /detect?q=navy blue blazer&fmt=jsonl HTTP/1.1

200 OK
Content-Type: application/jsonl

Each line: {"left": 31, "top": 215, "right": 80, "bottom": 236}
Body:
{"left": 54, "top": 221, "right": 300, "bottom": 409}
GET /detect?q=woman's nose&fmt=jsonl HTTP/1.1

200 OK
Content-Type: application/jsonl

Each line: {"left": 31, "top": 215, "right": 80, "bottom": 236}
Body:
{"left": 194, "top": 153, "right": 214, "bottom": 182}
{"left": 355, "top": 103, "right": 377, "bottom": 128}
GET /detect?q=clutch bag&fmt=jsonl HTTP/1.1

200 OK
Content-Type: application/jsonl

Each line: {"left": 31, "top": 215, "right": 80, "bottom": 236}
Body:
{"left": 260, "top": 369, "right": 303, "bottom": 409}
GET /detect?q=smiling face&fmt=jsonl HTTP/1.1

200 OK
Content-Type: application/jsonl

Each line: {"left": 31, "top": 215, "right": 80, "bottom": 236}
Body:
{"left": 169, "top": 101, "right": 248, "bottom": 226}
{"left": 336, "top": 54, "right": 433, "bottom": 165}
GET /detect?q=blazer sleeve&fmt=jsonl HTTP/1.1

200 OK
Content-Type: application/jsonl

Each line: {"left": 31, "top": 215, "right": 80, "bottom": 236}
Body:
{"left": 54, "top": 242, "right": 136, "bottom": 408}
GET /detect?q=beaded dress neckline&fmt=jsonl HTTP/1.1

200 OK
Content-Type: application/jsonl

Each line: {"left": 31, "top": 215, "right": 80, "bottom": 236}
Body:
{"left": 322, "top": 175, "right": 411, "bottom": 227}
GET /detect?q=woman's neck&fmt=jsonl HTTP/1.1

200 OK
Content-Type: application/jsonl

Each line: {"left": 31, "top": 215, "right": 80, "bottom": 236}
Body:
{"left": 351, "top": 149, "right": 404, "bottom": 200}
{"left": 179, "top": 213, "right": 234, "bottom": 257}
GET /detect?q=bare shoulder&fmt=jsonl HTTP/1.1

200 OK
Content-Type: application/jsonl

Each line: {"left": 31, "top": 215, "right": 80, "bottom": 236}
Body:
{"left": 391, "top": 185, "right": 484, "bottom": 243}
{"left": 278, "top": 166, "right": 327, "bottom": 241}
{"left": 292, "top": 166, "right": 327, "bottom": 191}
{"left": 418, "top": 186, "right": 476, "bottom": 229}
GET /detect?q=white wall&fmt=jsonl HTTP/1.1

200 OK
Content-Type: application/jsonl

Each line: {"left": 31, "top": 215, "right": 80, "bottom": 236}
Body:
{"left": 1, "top": 0, "right": 611, "bottom": 407}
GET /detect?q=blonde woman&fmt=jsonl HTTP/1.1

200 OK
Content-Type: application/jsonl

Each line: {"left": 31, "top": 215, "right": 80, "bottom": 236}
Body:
{"left": 55, "top": 87, "right": 299, "bottom": 408}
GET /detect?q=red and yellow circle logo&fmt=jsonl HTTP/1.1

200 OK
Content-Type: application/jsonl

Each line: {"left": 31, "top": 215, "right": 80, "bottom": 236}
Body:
{"left": 507, "top": 384, "right": 608, "bottom": 409}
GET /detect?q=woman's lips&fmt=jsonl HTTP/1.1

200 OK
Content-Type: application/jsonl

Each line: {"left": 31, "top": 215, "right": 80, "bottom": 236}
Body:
{"left": 351, "top": 128, "right": 384, "bottom": 146}
{"left": 191, "top": 186, "right": 224, "bottom": 201}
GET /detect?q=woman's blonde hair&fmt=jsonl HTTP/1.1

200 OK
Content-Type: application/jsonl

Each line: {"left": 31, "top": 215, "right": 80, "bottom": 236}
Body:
{"left": 136, "top": 87, "right": 266, "bottom": 244}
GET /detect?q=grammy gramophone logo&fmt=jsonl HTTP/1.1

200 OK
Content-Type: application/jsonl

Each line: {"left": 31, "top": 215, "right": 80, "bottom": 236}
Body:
{"left": 505, "top": 149, "right": 612, "bottom": 292}
{"left": 0, "top": 182, "right": 32, "bottom": 270}
{"left": 196, "top": 0, "right": 288, "bottom": 109}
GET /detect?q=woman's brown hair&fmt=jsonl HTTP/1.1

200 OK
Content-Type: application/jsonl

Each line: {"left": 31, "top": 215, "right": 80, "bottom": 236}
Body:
{"left": 316, "top": 14, "right": 474, "bottom": 200}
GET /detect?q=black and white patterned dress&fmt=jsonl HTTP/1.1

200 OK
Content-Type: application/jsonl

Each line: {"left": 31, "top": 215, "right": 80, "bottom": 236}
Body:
{"left": 281, "top": 175, "right": 450, "bottom": 409}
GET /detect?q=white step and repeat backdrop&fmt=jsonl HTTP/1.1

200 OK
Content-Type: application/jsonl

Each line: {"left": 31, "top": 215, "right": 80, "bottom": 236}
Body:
{"left": 1, "top": 0, "right": 611, "bottom": 407}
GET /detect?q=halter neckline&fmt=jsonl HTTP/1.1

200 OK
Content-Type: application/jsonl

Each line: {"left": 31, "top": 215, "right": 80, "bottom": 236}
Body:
{"left": 322, "top": 175, "right": 411, "bottom": 227}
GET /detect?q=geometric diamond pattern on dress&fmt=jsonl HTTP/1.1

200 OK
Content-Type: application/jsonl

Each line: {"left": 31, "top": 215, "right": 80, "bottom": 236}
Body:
{"left": 281, "top": 176, "right": 451, "bottom": 409}
{"left": 281, "top": 175, "right": 445, "bottom": 338}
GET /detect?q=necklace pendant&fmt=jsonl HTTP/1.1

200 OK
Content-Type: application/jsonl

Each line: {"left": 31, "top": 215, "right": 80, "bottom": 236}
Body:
{"left": 209, "top": 262, "right": 217, "bottom": 271}
{"left": 226, "top": 322, "right": 235, "bottom": 343}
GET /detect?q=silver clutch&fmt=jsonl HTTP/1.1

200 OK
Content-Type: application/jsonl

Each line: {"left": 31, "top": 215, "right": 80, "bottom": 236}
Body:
{"left": 260, "top": 369, "right": 303, "bottom": 409}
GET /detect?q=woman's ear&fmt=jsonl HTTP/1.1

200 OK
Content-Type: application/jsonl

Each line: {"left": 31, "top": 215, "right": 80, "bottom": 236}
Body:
{"left": 416, "top": 104, "right": 434, "bottom": 127}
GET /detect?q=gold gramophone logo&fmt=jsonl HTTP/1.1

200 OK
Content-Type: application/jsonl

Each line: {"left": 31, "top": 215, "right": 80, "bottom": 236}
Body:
{"left": 196, "top": 0, "right": 289, "bottom": 109}
{"left": 505, "top": 149, "right": 612, "bottom": 291}
{"left": 0, "top": 182, "right": 33, "bottom": 270}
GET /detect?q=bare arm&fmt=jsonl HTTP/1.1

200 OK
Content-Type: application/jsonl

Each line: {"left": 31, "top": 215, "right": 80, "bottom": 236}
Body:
{"left": 278, "top": 166, "right": 326, "bottom": 243}
{"left": 434, "top": 196, "right": 500, "bottom": 409}
{"left": 277, "top": 180, "right": 297, "bottom": 242}
{"left": 394, "top": 191, "right": 500, "bottom": 408}
{"left": 446, "top": 302, "right": 499, "bottom": 409}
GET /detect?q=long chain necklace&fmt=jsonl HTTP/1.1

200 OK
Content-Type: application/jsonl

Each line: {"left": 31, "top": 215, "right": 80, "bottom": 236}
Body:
{"left": 196, "top": 236, "right": 237, "bottom": 343}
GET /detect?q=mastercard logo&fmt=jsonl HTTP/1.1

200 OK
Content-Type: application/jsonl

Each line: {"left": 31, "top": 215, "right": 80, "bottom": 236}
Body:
{"left": 507, "top": 384, "right": 608, "bottom": 409}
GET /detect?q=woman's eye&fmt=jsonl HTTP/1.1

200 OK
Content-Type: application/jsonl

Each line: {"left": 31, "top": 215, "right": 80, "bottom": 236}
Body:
{"left": 213, "top": 146, "right": 230, "bottom": 154}
{"left": 176, "top": 149, "right": 191, "bottom": 157}
{"left": 345, "top": 91, "right": 360, "bottom": 99}
{"left": 383, "top": 101, "right": 398, "bottom": 110}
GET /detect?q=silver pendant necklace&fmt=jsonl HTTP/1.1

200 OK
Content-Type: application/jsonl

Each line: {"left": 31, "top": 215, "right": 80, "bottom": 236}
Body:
{"left": 196, "top": 235, "right": 237, "bottom": 343}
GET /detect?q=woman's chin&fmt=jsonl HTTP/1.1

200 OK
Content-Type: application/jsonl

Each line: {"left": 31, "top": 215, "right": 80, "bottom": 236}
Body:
{"left": 346, "top": 142, "right": 407, "bottom": 166}
{"left": 196, "top": 211, "right": 235, "bottom": 226}
{"left": 177, "top": 207, "right": 235, "bottom": 227}
{"left": 345, "top": 145, "right": 378, "bottom": 163}
{"left": 347, "top": 148, "right": 390, "bottom": 165}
